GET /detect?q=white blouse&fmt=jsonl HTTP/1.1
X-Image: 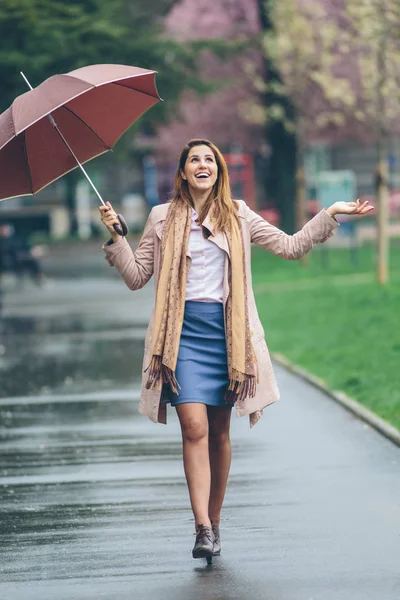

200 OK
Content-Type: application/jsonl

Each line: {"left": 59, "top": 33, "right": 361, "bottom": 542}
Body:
{"left": 185, "top": 209, "right": 225, "bottom": 303}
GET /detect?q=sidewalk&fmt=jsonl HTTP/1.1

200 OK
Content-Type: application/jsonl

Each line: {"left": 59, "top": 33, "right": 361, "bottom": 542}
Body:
{"left": 0, "top": 273, "right": 399, "bottom": 600}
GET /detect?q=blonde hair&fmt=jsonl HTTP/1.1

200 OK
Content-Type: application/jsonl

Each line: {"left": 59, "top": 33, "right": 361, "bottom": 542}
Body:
{"left": 172, "top": 139, "right": 238, "bottom": 233}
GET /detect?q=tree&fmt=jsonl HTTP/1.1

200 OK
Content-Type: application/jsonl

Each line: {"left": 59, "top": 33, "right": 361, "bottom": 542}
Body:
{"left": 260, "top": 0, "right": 400, "bottom": 281}
{"left": 256, "top": 0, "right": 297, "bottom": 233}
{"left": 156, "top": 0, "right": 266, "bottom": 160}
{"left": 0, "top": 0, "right": 218, "bottom": 232}
{"left": 257, "top": 0, "right": 358, "bottom": 234}
{"left": 342, "top": 0, "right": 400, "bottom": 284}
{"left": 0, "top": 0, "right": 213, "bottom": 122}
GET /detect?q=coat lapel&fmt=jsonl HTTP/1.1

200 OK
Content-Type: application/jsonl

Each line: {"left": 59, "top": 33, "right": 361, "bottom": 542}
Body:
{"left": 154, "top": 213, "right": 192, "bottom": 258}
{"left": 202, "top": 212, "right": 230, "bottom": 257}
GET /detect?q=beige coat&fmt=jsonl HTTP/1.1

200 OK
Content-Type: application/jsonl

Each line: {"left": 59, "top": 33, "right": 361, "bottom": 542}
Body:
{"left": 103, "top": 200, "right": 338, "bottom": 427}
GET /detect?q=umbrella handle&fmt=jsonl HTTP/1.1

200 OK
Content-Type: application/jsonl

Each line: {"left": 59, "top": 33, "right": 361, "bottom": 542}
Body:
{"left": 114, "top": 214, "right": 129, "bottom": 237}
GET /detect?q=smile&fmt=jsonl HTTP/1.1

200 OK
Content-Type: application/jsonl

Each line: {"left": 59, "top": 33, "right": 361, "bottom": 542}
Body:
{"left": 195, "top": 173, "right": 210, "bottom": 179}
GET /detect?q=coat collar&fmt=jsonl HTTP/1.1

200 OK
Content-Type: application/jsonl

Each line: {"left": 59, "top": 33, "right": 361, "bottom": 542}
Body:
{"left": 201, "top": 211, "right": 230, "bottom": 256}
{"left": 201, "top": 201, "right": 245, "bottom": 257}
{"left": 154, "top": 200, "right": 246, "bottom": 259}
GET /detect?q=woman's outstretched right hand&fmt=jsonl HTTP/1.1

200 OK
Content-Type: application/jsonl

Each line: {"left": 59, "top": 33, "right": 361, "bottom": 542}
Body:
{"left": 99, "top": 201, "right": 121, "bottom": 242}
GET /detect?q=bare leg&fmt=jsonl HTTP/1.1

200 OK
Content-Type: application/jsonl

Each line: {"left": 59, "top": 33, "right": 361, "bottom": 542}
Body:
{"left": 207, "top": 405, "right": 232, "bottom": 525}
{"left": 176, "top": 403, "right": 211, "bottom": 528}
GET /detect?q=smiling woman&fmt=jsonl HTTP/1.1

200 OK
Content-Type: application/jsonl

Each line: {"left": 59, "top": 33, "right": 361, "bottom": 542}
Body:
{"left": 98, "top": 137, "right": 373, "bottom": 564}
{"left": 182, "top": 146, "right": 218, "bottom": 186}
{"left": 175, "top": 139, "right": 239, "bottom": 233}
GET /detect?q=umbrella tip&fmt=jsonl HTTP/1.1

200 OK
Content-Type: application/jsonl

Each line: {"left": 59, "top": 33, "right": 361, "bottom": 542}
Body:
{"left": 20, "top": 72, "right": 34, "bottom": 90}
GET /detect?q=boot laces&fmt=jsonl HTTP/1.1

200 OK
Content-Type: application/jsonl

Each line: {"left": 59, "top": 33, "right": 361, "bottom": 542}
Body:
{"left": 196, "top": 524, "right": 213, "bottom": 544}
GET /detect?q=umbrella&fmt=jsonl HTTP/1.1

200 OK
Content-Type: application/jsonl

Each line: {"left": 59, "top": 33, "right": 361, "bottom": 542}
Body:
{"left": 0, "top": 64, "right": 161, "bottom": 235}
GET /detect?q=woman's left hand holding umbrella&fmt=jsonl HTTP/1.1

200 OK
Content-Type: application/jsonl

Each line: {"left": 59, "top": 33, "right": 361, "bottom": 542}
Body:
{"left": 99, "top": 201, "right": 122, "bottom": 243}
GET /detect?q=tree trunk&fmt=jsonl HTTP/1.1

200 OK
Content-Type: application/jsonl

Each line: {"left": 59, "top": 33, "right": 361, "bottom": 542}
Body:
{"left": 296, "top": 150, "right": 309, "bottom": 266}
{"left": 375, "top": 151, "right": 389, "bottom": 285}
{"left": 295, "top": 161, "right": 306, "bottom": 232}
{"left": 266, "top": 121, "right": 297, "bottom": 233}
{"left": 375, "top": 15, "right": 389, "bottom": 285}
{"left": 257, "top": 0, "right": 297, "bottom": 234}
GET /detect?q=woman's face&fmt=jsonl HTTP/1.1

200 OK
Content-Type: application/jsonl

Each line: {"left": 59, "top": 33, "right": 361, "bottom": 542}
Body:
{"left": 181, "top": 145, "right": 218, "bottom": 193}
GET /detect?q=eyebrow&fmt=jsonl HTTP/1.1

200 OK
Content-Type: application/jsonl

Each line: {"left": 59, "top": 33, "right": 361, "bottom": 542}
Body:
{"left": 189, "top": 154, "right": 215, "bottom": 159}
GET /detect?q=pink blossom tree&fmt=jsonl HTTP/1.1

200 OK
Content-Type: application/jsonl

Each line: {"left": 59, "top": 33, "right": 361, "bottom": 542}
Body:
{"left": 156, "top": 0, "right": 264, "bottom": 158}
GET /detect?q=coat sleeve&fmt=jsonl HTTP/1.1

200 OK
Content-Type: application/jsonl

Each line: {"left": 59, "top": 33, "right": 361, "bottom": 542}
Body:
{"left": 244, "top": 203, "right": 339, "bottom": 260}
{"left": 102, "top": 211, "right": 155, "bottom": 290}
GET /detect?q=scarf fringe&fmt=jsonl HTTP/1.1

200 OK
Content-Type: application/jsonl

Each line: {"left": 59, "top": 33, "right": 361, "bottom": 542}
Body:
{"left": 146, "top": 356, "right": 255, "bottom": 405}
{"left": 224, "top": 370, "right": 257, "bottom": 405}
{"left": 145, "top": 355, "right": 181, "bottom": 394}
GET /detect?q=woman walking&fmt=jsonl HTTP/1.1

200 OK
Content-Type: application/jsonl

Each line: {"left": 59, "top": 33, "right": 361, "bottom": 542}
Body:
{"left": 99, "top": 139, "right": 373, "bottom": 561}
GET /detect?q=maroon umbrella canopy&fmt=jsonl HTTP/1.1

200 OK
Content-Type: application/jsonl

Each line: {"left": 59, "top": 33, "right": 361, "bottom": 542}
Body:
{"left": 0, "top": 64, "right": 161, "bottom": 201}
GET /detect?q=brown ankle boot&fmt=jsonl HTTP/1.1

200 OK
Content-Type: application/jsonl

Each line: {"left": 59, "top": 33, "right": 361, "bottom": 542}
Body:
{"left": 212, "top": 523, "right": 221, "bottom": 556}
{"left": 192, "top": 524, "right": 214, "bottom": 558}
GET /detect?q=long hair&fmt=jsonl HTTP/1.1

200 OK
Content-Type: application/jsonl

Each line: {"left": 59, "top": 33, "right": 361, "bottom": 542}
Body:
{"left": 172, "top": 139, "right": 238, "bottom": 233}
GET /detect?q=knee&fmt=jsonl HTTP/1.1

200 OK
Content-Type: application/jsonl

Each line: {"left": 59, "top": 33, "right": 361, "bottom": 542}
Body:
{"left": 181, "top": 419, "right": 208, "bottom": 443}
{"left": 209, "top": 428, "right": 230, "bottom": 446}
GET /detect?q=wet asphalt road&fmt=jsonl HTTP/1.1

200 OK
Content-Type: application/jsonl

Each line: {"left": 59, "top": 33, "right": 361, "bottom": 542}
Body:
{"left": 0, "top": 259, "right": 399, "bottom": 600}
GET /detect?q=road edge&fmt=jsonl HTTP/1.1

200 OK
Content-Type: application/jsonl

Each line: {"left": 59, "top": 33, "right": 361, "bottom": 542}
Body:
{"left": 272, "top": 352, "right": 400, "bottom": 448}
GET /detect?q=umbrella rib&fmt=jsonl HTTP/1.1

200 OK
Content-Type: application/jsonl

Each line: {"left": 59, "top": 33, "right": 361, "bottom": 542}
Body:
{"left": 21, "top": 131, "right": 34, "bottom": 195}
{"left": 111, "top": 81, "right": 161, "bottom": 101}
{"left": 60, "top": 106, "right": 111, "bottom": 150}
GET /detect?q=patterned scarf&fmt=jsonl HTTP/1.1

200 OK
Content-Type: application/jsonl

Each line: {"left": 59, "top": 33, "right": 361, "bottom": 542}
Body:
{"left": 145, "top": 198, "right": 257, "bottom": 404}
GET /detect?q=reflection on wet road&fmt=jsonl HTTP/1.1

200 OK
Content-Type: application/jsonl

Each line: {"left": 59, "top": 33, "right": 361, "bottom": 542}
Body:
{"left": 0, "top": 277, "right": 399, "bottom": 600}
{"left": 0, "top": 279, "right": 149, "bottom": 397}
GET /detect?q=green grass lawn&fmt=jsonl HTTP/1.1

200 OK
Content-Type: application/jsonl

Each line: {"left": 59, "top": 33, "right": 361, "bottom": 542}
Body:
{"left": 252, "top": 239, "right": 400, "bottom": 430}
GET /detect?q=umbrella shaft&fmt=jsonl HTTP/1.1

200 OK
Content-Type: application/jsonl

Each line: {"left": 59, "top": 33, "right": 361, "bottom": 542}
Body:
{"left": 51, "top": 120, "right": 106, "bottom": 206}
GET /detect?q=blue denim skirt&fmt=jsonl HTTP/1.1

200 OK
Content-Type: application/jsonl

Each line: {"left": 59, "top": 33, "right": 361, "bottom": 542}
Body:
{"left": 169, "top": 301, "right": 231, "bottom": 407}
